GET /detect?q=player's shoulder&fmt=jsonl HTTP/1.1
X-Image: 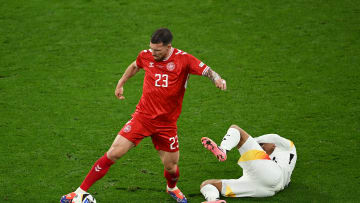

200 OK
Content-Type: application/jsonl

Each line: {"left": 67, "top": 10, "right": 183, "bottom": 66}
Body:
{"left": 173, "top": 48, "right": 189, "bottom": 56}
{"left": 172, "top": 48, "right": 196, "bottom": 61}
{"left": 138, "top": 49, "right": 153, "bottom": 59}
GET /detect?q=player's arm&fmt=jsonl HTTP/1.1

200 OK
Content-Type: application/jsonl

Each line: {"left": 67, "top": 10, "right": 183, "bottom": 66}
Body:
{"left": 203, "top": 67, "right": 227, "bottom": 90}
{"left": 255, "top": 134, "right": 294, "bottom": 151}
{"left": 115, "top": 61, "right": 141, "bottom": 100}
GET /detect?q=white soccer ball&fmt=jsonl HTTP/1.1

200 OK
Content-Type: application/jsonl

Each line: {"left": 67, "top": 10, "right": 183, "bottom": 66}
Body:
{"left": 72, "top": 193, "right": 96, "bottom": 203}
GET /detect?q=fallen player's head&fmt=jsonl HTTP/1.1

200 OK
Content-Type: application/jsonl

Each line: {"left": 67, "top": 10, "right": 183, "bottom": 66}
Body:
{"left": 260, "top": 143, "right": 276, "bottom": 155}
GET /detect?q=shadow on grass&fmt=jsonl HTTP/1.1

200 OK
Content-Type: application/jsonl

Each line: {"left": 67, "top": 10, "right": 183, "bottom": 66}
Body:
{"left": 114, "top": 181, "right": 332, "bottom": 202}
{"left": 192, "top": 181, "right": 332, "bottom": 202}
{"left": 116, "top": 186, "right": 163, "bottom": 193}
{"left": 115, "top": 186, "right": 204, "bottom": 198}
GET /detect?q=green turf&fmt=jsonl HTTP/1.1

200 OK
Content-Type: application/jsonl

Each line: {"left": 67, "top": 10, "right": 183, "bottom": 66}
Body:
{"left": 1, "top": 0, "right": 359, "bottom": 202}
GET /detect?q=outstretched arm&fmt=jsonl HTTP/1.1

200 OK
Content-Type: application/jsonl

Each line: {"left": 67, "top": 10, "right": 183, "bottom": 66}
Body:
{"left": 115, "top": 61, "right": 141, "bottom": 100}
{"left": 203, "top": 67, "right": 227, "bottom": 90}
{"left": 255, "top": 134, "right": 294, "bottom": 151}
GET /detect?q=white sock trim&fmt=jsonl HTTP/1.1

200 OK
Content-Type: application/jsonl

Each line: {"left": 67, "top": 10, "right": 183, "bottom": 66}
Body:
{"left": 75, "top": 187, "right": 87, "bottom": 195}
{"left": 200, "top": 184, "right": 220, "bottom": 201}
{"left": 220, "top": 127, "right": 240, "bottom": 151}
{"left": 167, "top": 185, "right": 178, "bottom": 191}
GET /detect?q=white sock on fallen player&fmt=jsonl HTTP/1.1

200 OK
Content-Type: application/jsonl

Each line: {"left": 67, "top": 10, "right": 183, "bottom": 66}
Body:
{"left": 200, "top": 184, "right": 220, "bottom": 201}
{"left": 75, "top": 187, "right": 87, "bottom": 195}
{"left": 220, "top": 127, "right": 240, "bottom": 151}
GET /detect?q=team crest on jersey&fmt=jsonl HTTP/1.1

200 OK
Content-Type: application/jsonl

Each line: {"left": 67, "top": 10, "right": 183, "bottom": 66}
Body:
{"left": 166, "top": 62, "right": 175, "bottom": 71}
{"left": 124, "top": 124, "right": 132, "bottom": 133}
{"left": 149, "top": 62, "right": 154, "bottom": 68}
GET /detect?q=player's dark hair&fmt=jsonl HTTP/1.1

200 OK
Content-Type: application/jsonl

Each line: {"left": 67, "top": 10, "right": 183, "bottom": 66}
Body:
{"left": 151, "top": 28, "right": 173, "bottom": 45}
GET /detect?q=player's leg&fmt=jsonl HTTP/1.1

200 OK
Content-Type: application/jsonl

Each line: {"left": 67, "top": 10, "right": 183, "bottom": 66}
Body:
{"left": 200, "top": 179, "right": 226, "bottom": 203}
{"left": 221, "top": 177, "right": 261, "bottom": 198}
{"left": 61, "top": 117, "right": 148, "bottom": 202}
{"left": 77, "top": 135, "right": 135, "bottom": 193}
{"left": 221, "top": 124, "right": 249, "bottom": 150}
{"left": 152, "top": 127, "right": 187, "bottom": 203}
{"left": 61, "top": 135, "right": 135, "bottom": 202}
{"left": 158, "top": 150, "right": 187, "bottom": 203}
{"left": 200, "top": 176, "right": 263, "bottom": 200}
{"left": 107, "top": 134, "right": 136, "bottom": 161}
{"left": 158, "top": 150, "right": 180, "bottom": 188}
{"left": 201, "top": 124, "right": 249, "bottom": 161}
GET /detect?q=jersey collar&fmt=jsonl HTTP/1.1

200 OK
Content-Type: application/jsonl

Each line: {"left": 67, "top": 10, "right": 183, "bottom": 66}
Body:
{"left": 163, "top": 47, "right": 174, "bottom": 61}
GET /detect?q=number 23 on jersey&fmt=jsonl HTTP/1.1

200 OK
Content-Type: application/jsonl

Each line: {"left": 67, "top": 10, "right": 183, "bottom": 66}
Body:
{"left": 155, "top": 74, "right": 168, "bottom": 87}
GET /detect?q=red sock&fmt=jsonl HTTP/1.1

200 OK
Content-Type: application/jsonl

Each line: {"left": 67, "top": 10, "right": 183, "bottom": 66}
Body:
{"left": 164, "top": 166, "right": 179, "bottom": 188}
{"left": 80, "top": 153, "right": 115, "bottom": 191}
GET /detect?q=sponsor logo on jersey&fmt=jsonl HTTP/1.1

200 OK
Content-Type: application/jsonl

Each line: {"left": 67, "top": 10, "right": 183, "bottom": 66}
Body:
{"left": 166, "top": 62, "right": 175, "bottom": 71}
{"left": 149, "top": 62, "right": 154, "bottom": 68}
{"left": 124, "top": 124, "right": 132, "bottom": 133}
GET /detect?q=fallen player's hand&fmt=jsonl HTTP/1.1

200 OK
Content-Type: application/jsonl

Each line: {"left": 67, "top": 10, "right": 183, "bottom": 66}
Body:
{"left": 215, "top": 79, "right": 227, "bottom": 90}
{"left": 115, "top": 86, "right": 125, "bottom": 100}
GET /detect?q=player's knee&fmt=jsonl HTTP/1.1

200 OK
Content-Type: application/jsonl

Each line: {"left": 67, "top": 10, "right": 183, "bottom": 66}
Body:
{"left": 107, "top": 146, "right": 127, "bottom": 161}
{"left": 200, "top": 180, "right": 211, "bottom": 189}
{"left": 200, "top": 179, "right": 222, "bottom": 191}
{"left": 164, "top": 163, "right": 177, "bottom": 173}
{"left": 107, "top": 149, "right": 119, "bottom": 161}
{"left": 230, "top": 125, "right": 249, "bottom": 139}
{"left": 230, "top": 124, "right": 240, "bottom": 130}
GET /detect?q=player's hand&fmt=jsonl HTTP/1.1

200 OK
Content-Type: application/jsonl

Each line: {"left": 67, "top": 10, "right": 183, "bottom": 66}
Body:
{"left": 115, "top": 86, "right": 125, "bottom": 100}
{"left": 215, "top": 78, "right": 227, "bottom": 90}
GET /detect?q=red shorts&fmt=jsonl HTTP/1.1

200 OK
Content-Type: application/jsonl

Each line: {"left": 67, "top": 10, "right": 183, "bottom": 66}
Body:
{"left": 118, "top": 114, "right": 179, "bottom": 152}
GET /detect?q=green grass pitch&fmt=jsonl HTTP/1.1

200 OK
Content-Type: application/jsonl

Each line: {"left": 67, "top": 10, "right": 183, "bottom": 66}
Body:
{"left": 1, "top": 0, "right": 359, "bottom": 202}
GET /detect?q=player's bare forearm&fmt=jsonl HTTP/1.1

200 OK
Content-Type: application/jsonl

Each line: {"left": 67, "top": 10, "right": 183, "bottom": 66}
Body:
{"left": 115, "top": 61, "right": 140, "bottom": 99}
{"left": 204, "top": 67, "right": 221, "bottom": 82}
{"left": 116, "top": 61, "right": 140, "bottom": 88}
{"left": 204, "top": 67, "right": 227, "bottom": 90}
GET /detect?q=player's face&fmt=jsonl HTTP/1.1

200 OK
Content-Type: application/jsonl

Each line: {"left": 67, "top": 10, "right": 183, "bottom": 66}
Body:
{"left": 150, "top": 42, "right": 171, "bottom": 61}
{"left": 260, "top": 143, "right": 276, "bottom": 155}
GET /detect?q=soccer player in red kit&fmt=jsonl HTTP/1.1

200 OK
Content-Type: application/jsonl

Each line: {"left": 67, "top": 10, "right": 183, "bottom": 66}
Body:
{"left": 60, "top": 28, "right": 226, "bottom": 203}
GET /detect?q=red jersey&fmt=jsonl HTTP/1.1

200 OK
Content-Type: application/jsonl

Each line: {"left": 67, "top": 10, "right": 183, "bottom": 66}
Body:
{"left": 134, "top": 48, "right": 209, "bottom": 123}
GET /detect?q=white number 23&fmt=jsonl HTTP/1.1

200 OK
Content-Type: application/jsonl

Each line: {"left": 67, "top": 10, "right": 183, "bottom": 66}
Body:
{"left": 155, "top": 74, "right": 168, "bottom": 87}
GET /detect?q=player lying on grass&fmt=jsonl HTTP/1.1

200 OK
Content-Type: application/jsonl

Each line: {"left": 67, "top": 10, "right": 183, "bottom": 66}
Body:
{"left": 200, "top": 124, "right": 297, "bottom": 203}
{"left": 60, "top": 28, "right": 226, "bottom": 203}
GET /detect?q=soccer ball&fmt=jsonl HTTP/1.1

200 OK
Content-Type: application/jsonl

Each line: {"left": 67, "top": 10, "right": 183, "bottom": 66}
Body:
{"left": 72, "top": 193, "right": 96, "bottom": 203}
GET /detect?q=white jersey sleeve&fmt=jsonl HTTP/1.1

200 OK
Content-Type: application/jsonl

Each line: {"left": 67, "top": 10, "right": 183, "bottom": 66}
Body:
{"left": 254, "top": 134, "right": 294, "bottom": 151}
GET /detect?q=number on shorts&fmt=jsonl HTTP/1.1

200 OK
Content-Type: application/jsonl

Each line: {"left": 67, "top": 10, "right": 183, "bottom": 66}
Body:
{"left": 169, "top": 135, "right": 179, "bottom": 150}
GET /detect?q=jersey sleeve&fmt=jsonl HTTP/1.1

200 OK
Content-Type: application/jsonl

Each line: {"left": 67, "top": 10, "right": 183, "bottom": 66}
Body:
{"left": 186, "top": 54, "right": 210, "bottom": 76}
{"left": 135, "top": 51, "right": 145, "bottom": 69}
{"left": 255, "top": 134, "right": 294, "bottom": 151}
